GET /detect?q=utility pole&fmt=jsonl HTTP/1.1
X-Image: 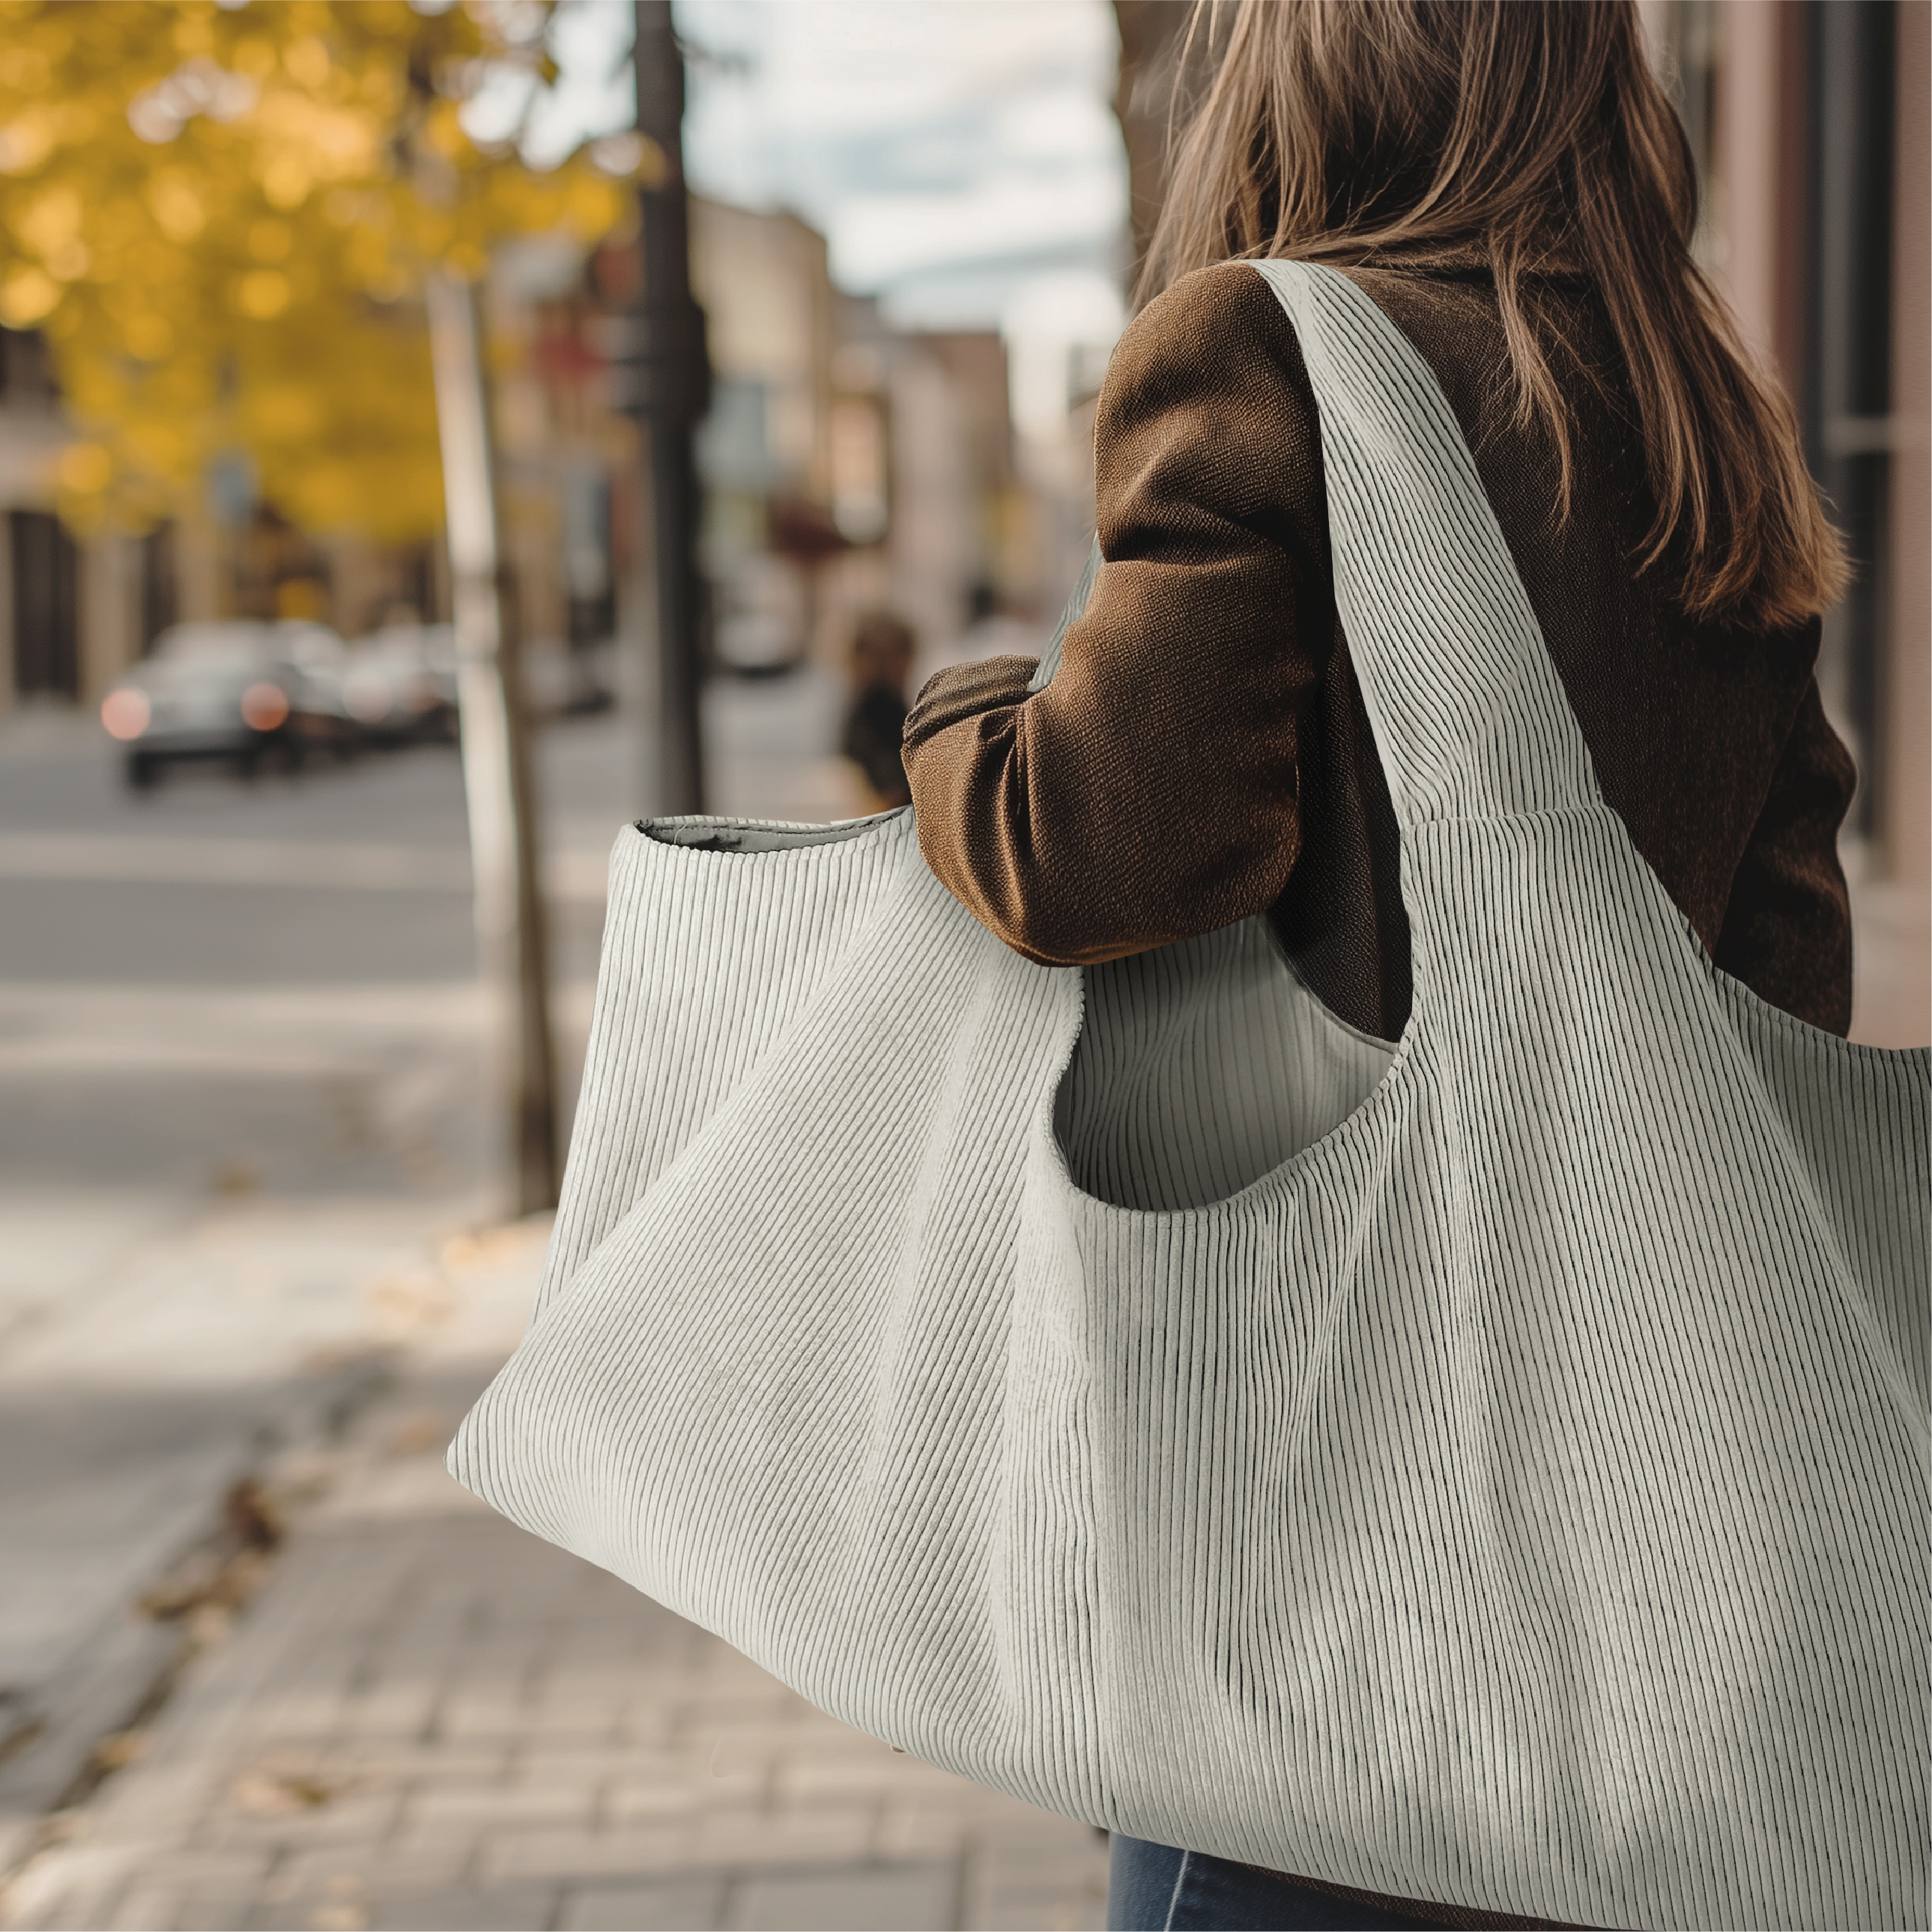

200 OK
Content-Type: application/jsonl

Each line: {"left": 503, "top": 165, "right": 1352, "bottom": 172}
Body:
{"left": 426, "top": 270, "right": 560, "bottom": 1217}
{"left": 614, "top": 0, "right": 708, "bottom": 815}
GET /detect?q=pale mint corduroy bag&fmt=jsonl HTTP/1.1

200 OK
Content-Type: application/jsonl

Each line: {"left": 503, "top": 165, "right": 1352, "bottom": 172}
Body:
{"left": 451, "top": 261, "right": 1929, "bottom": 1932}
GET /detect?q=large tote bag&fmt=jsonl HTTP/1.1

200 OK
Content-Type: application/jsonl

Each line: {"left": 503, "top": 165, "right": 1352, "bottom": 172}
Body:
{"left": 451, "top": 261, "right": 1928, "bottom": 1931}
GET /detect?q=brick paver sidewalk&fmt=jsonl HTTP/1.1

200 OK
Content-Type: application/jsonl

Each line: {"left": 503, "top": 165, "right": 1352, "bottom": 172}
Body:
{"left": 0, "top": 1229, "right": 1109, "bottom": 1932}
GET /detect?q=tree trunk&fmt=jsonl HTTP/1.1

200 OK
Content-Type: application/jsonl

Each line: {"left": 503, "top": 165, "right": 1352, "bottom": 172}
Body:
{"left": 1112, "top": 1, "right": 1220, "bottom": 298}
{"left": 426, "top": 270, "right": 560, "bottom": 1217}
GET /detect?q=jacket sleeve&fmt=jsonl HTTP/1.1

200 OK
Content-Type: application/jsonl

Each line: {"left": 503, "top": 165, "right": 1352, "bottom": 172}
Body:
{"left": 1712, "top": 677, "right": 1858, "bottom": 1035}
{"left": 900, "top": 264, "right": 1333, "bottom": 966}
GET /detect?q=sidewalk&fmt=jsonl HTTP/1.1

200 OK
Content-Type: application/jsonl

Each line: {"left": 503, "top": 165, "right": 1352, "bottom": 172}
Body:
{"left": 0, "top": 1221, "right": 1111, "bottom": 1932}
{"left": 0, "top": 1181, "right": 491, "bottom": 1880}
{"left": 0, "top": 685, "right": 1108, "bottom": 1931}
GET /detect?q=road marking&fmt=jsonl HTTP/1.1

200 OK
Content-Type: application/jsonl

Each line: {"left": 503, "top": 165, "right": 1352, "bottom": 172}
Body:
{"left": 0, "top": 835, "right": 610, "bottom": 901}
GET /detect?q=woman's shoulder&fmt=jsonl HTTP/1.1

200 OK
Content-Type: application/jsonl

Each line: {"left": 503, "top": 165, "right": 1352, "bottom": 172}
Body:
{"left": 1106, "top": 262, "right": 1318, "bottom": 423}
{"left": 1121, "top": 258, "right": 1555, "bottom": 403}
{"left": 1095, "top": 264, "right": 1330, "bottom": 560}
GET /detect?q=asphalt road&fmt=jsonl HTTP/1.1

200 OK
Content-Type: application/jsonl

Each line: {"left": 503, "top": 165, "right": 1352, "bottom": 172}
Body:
{"left": 0, "top": 670, "right": 866, "bottom": 1838}
{"left": 0, "top": 716, "right": 623, "bottom": 1198}
{"left": 0, "top": 714, "right": 605, "bottom": 985}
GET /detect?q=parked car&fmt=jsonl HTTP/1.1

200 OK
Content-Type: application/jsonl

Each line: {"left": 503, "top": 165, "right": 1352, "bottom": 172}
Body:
{"left": 340, "top": 624, "right": 459, "bottom": 743}
{"left": 275, "top": 620, "right": 358, "bottom": 738}
{"left": 100, "top": 620, "right": 354, "bottom": 787}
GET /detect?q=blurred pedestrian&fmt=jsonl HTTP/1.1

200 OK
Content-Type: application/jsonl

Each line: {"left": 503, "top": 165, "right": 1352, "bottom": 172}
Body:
{"left": 903, "top": 1, "right": 1857, "bottom": 1927}
{"left": 841, "top": 608, "right": 918, "bottom": 811}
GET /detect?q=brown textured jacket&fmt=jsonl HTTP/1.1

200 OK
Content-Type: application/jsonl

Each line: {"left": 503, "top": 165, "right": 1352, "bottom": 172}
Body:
{"left": 900, "top": 261, "right": 1856, "bottom": 1931}
{"left": 903, "top": 261, "right": 1855, "bottom": 1046}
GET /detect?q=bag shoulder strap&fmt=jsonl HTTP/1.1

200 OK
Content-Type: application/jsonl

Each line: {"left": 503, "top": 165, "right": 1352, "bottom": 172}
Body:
{"left": 1032, "top": 262, "right": 1604, "bottom": 829}
{"left": 1252, "top": 259, "right": 1601, "bottom": 826}
{"left": 1026, "top": 539, "right": 1097, "bottom": 696}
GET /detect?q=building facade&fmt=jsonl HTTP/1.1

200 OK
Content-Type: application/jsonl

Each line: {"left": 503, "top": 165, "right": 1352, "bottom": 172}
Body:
{"left": 1642, "top": 0, "right": 1929, "bottom": 1043}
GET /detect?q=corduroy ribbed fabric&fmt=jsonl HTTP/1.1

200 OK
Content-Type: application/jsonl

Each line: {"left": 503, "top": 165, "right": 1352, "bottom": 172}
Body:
{"left": 449, "top": 262, "right": 1928, "bottom": 1932}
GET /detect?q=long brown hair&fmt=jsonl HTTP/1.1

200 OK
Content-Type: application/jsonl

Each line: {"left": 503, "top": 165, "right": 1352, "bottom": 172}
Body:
{"left": 1139, "top": 0, "right": 1846, "bottom": 631}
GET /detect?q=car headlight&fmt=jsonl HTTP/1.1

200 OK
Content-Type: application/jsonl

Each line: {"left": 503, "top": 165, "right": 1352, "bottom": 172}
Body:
{"left": 240, "top": 682, "right": 291, "bottom": 730}
{"left": 101, "top": 688, "right": 151, "bottom": 740}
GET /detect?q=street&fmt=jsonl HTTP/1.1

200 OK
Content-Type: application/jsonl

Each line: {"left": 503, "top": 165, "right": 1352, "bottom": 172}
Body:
{"left": 0, "top": 690, "right": 641, "bottom": 1743}
{"left": 0, "top": 680, "right": 1106, "bottom": 1929}
{"left": 3, "top": 1, "right": 1917, "bottom": 1925}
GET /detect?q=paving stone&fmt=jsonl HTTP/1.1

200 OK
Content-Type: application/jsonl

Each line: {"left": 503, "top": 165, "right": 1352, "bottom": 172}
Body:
{"left": 333, "top": 1680, "right": 442, "bottom": 1743}
{"left": 961, "top": 1838, "right": 1112, "bottom": 1932}
{"left": 2, "top": 1851, "right": 145, "bottom": 1932}
{"left": 264, "top": 1846, "right": 473, "bottom": 1903}
{"left": 255, "top": 1857, "right": 374, "bottom": 1911}
{"left": 559, "top": 1878, "right": 727, "bottom": 1931}
{"left": 405, "top": 1780, "right": 601, "bottom": 1832}
{"left": 100, "top": 1881, "right": 196, "bottom": 1931}
{"left": 691, "top": 1801, "right": 874, "bottom": 1871}
{"left": 965, "top": 1883, "right": 1108, "bottom": 1932}
{"left": 434, "top": 1680, "right": 545, "bottom": 1742}
{"left": 261, "top": 1877, "right": 560, "bottom": 1932}
{"left": 509, "top": 1747, "right": 687, "bottom": 1788}
{"left": 361, "top": 1883, "right": 559, "bottom": 1931}
{"left": 101, "top": 1847, "right": 273, "bottom": 1886}
{"left": 312, "top": 1742, "right": 513, "bottom": 1784}
{"left": 485, "top": 1824, "right": 694, "bottom": 1883}
{"left": 205, "top": 1788, "right": 404, "bottom": 1844}
{"left": 727, "top": 1864, "right": 957, "bottom": 1931}
{"left": 876, "top": 1799, "right": 975, "bottom": 1860}
{"left": 157, "top": 1883, "right": 280, "bottom": 1932}
{"left": 601, "top": 1781, "right": 705, "bottom": 1828}
{"left": 971, "top": 1814, "right": 1110, "bottom": 1867}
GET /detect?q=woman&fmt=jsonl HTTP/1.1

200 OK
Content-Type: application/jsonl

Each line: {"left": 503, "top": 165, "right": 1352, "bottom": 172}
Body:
{"left": 902, "top": 3, "right": 1855, "bottom": 1928}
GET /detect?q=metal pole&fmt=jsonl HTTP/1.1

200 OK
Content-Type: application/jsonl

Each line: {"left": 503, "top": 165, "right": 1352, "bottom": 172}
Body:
{"left": 631, "top": 0, "right": 707, "bottom": 817}
{"left": 426, "top": 270, "right": 560, "bottom": 1216}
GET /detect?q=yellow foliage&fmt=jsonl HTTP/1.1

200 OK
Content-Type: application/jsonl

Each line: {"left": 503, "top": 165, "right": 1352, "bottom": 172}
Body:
{"left": 236, "top": 270, "right": 290, "bottom": 319}
{"left": 148, "top": 170, "right": 207, "bottom": 241}
{"left": 57, "top": 441, "right": 110, "bottom": 491}
{"left": 0, "top": 263, "right": 58, "bottom": 327}
{"left": 0, "top": 0, "right": 647, "bottom": 540}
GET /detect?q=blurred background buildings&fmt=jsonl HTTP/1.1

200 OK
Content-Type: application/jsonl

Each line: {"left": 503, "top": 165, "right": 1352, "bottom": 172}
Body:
{"left": 0, "top": 0, "right": 1916, "bottom": 1089}
{"left": 0, "top": 187, "right": 1048, "bottom": 718}
{"left": 0, "top": 0, "right": 1922, "bottom": 1041}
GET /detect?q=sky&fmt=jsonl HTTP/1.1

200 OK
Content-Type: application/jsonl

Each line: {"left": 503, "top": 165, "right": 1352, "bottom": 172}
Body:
{"left": 476, "top": 0, "right": 1130, "bottom": 425}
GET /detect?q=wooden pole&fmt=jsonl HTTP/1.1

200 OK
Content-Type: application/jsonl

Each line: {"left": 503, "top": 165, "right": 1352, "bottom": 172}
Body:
{"left": 426, "top": 269, "right": 560, "bottom": 1216}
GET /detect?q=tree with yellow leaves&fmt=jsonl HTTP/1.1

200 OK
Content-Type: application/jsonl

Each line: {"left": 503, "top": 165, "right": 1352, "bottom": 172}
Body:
{"left": 0, "top": 0, "right": 649, "bottom": 542}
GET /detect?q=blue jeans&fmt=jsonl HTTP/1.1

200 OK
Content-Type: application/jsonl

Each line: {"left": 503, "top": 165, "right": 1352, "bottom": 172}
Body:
{"left": 1106, "top": 1836, "right": 1449, "bottom": 1931}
